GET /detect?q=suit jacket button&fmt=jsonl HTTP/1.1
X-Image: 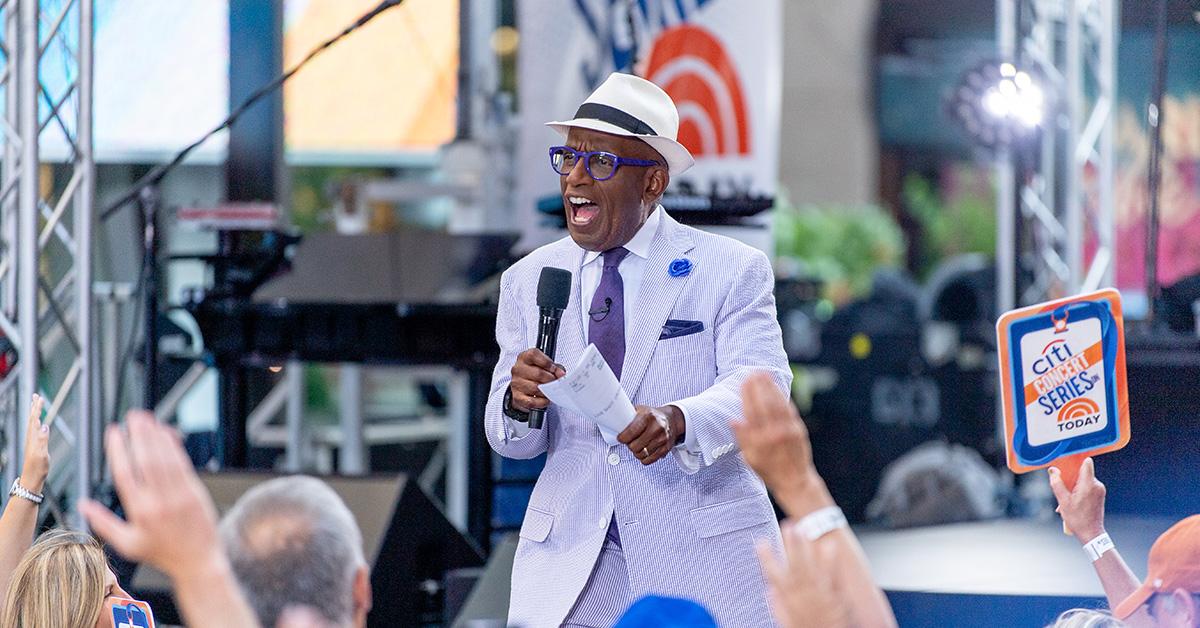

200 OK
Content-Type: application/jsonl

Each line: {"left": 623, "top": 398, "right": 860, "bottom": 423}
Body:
{"left": 607, "top": 453, "right": 620, "bottom": 466}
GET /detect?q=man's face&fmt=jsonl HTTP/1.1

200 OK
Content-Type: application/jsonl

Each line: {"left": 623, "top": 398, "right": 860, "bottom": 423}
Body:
{"left": 559, "top": 127, "right": 667, "bottom": 252}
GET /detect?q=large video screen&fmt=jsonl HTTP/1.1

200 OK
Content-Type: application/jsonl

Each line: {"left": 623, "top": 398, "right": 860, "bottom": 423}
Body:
{"left": 38, "top": 0, "right": 457, "bottom": 164}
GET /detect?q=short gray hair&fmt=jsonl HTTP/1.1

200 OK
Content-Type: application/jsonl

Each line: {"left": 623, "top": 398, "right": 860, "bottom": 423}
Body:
{"left": 219, "top": 476, "right": 366, "bottom": 627}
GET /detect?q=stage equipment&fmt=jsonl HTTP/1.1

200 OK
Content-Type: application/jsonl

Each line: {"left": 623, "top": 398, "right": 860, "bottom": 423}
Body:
{"left": 860, "top": 514, "right": 1167, "bottom": 628}
{"left": 1157, "top": 274, "right": 1200, "bottom": 335}
{"left": 186, "top": 229, "right": 517, "bottom": 549}
{"left": 189, "top": 230, "right": 515, "bottom": 365}
{"left": 993, "top": 0, "right": 1117, "bottom": 312}
{"left": 445, "top": 534, "right": 518, "bottom": 626}
{"left": 947, "top": 59, "right": 1046, "bottom": 149}
{"left": 98, "top": 0, "right": 410, "bottom": 415}
{"left": 1093, "top": 330, "right": 1200, "bottom": 518}
{"left": 537, "top": 193, "right": 775, "bottom": 228}
{"left": 801, "top": 260, "right": 1000, "bottom": 523}
{"left": 804, "top": 273, "right": 932, "bottom": 522}
{"left": 0, "top": 0, "right": 96, "bottom": 528}
{"left": 129, "top": 471, "right": 483, "bottom": 628}
{"left": 1144, "top": 0, "right": 1169, "bottom": 322}
{"left": 775, "top": 275, "right": 824, "bottom": 363}
{"left": 865, "top": 441, "right": 1004, "bottom": 528}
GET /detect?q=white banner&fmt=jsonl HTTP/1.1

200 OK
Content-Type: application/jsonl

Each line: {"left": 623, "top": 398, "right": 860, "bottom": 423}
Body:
{"left": 516, "top": 0, "right": 782, "bottom": 248}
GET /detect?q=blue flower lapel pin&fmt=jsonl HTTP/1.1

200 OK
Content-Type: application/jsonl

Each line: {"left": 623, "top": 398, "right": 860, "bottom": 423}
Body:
{"left": 668, "top": 258, "right": 693, "bottom": 278}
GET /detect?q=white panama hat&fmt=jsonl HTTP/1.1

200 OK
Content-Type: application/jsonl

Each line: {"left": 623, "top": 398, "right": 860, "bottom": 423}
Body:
{"left": 546, "top": 72, "right": 695, "bottom": 176}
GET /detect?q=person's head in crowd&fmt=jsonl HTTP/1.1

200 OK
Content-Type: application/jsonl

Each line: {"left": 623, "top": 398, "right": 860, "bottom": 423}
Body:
{"left": 0, "top": 528, "right": 130, "bottom": 628}
{"left": 219, "top": 475, "right": 372, "bottom": 628}
{"left": 612, "top": 595, "right": 718, "bottom": 628}
{"left": 1112, "top": 515, "right": 1200, "bottom": 627}
{"left": 1048, "top": 608, "right": 1125, "bottom": 628}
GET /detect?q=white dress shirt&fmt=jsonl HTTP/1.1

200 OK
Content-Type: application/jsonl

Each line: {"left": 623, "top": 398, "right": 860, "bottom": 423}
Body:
{"left": 578, "top": 206, "right": 701, "bottom": 455}
{"left": 578, "top": 205, "right": 661, "bottom": 330}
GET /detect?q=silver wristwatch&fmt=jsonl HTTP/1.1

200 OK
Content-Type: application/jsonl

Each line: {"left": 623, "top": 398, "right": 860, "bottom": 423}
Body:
{"left": 9, "top": 478, "right": 43, "bottom": 505}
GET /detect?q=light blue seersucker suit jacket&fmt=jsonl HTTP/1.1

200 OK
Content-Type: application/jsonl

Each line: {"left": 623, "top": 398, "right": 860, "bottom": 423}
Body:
{"left": 484, "top": 211, "right": 791, "bottom": 627}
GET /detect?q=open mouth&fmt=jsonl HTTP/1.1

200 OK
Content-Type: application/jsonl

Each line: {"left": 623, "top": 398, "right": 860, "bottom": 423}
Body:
{"left": 567, "top": 196, "right": 599, "bottom": 226}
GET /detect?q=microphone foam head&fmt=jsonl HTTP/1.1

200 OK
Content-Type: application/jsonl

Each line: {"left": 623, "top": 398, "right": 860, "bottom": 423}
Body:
{"left": 536, "top": 267, "right": 572, "bottom": 310}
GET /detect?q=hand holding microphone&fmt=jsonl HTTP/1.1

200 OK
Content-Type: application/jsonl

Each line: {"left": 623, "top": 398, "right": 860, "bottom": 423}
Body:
{"left": 507, "top": 267, "right": 571, "bottom": 429}
{"left": 508, "top": 349, "right": 565, "bottom": 415}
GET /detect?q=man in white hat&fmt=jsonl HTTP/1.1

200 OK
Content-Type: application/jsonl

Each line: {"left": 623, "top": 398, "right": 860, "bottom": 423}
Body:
{"left": 484, "top": 72, "right": 789, "bottom": 627}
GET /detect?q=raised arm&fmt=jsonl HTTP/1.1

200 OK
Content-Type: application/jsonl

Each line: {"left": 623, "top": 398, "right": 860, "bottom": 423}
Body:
{"left": 735, "top": 373, "right": 897, "bottom": 628}
{"left": 1048, "top": 457, "right": 1153, "bottom": 627}
{"left": 80, "top": 412, "right": 261, "bottom": 628}
{"left": 0, "top": 396, "right": 48, "bottom": 601}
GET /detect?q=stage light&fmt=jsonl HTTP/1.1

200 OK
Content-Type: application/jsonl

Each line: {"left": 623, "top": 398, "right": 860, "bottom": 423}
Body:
{"left": 491, "top": 26, "right": 519, "bottom": 56}
{"left": 947, "top": 60, "right": 1049, "bottom": 150}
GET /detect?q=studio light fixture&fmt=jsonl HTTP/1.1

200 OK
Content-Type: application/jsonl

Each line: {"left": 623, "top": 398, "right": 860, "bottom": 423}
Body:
{"left": 948, "top": 59, "right": 1048, "bottom": 149}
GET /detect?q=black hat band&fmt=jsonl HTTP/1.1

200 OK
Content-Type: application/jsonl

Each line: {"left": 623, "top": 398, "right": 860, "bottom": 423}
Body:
{"left": 573, "top": 102, "right": 659, "bottom": 136}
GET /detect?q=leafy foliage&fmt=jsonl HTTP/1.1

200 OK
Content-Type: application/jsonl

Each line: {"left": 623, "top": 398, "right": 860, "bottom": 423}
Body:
{"left": 774, "top": 194, "right": 906, "bottom": 303}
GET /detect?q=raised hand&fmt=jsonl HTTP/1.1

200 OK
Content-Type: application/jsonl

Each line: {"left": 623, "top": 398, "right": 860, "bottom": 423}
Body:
{"left": 757, "top": 522, "right": 850, "bottom": 628}
{"left": 80, "top": 411, "right": 261, "bottom": 627}
{"left": 1048, "top": 456, "right": 1107, "bottom": 543}
{"left": 79, "top": 411, "right": 220, "bottom": 581}
{"left": 732, "top": 373, "right": 825, "bottom": 515}
{"left": 19, "top": 395, "right": 48, "bottom": 494}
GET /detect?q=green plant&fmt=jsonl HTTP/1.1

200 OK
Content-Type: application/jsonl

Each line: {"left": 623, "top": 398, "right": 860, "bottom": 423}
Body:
{"left": 774, "top": 194, "right": 906, "bottom": 303}
{"left": 903, "top": 171, "right": 996, "bottom": 276}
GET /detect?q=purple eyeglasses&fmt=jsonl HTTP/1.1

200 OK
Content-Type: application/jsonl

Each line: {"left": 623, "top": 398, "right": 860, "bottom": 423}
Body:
{"left": 548, "top": 146, "right": 659, "bottom": 181}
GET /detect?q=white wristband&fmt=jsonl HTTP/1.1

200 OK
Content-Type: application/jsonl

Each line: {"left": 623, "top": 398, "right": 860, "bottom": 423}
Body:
{"left": 797, "top": 506, "right": 848, "bottom": 541}
{"left": 1082, "top": 532, "right": 1115, "bottom": 562}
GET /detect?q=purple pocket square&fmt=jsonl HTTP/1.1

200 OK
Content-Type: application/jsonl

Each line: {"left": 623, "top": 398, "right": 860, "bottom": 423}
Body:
{"left": 660, "top": 319, "right": 704, "bottom": 340}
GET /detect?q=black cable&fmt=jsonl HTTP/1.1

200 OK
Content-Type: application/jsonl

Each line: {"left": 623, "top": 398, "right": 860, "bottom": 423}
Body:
{"left": 100, "top": 0, "right": 405, "bottom": 221}
{"left": 107, "top": 257, "right": 146, "bottom": 427}
{"left": 1145, "top": 0, "right": 1169, "bottom": 323}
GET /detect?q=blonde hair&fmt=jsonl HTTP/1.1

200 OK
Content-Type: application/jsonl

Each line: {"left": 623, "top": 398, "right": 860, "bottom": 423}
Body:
{"left": 1046, "top": 608, "right": 1125, "bottom": 628}
{"left": 0, "top": 528, "right": 109, "bottom": 628}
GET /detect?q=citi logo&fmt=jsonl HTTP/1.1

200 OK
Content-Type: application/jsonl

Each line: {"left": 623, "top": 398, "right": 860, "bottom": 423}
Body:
{"left": 644, "top": 24, "right": 750, "bottom": 158}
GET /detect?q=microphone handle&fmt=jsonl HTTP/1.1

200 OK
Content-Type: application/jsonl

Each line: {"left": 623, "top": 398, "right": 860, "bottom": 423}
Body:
{"left": 529, "top": 308, "right": 563, "bottom": 429}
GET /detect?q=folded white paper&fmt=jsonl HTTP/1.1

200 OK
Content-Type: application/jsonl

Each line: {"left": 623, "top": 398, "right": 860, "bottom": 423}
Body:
{"left": 539, "top": 344, "right": 635, "bottom": 444}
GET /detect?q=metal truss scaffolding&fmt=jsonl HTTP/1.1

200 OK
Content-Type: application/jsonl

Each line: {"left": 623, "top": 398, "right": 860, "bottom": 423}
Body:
{"left": 0, "top": 0, "right": 94, "bottom": 525}
{"left": 996, "top": 0, "right": 1117, "bottom": 311}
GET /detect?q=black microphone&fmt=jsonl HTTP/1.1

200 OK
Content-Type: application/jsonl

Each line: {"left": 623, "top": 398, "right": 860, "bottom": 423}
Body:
{"left": 529, "top": 267, "right": 572, "bottom": 429}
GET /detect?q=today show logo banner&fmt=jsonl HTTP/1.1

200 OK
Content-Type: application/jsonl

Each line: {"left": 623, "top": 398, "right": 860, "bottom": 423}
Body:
{"left": 515, "top": 0, "right": 782, "bottom": 246}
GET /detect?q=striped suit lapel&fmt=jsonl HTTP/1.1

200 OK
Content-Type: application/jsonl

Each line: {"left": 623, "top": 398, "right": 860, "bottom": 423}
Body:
{"left": 555, "top": 243, "right": 587, "bottom": 365}
{"left": 621, "top": 213, "right": 696, "bottom": 399}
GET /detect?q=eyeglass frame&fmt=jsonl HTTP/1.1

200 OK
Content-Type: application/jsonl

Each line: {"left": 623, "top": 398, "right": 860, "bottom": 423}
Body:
{"left": 548, "top": 145, "right": 660, "bottom": 181}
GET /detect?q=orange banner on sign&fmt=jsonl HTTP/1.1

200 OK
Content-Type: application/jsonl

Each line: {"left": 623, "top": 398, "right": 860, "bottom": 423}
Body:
{"left": 1023, "top": 341, "right": 1105, "bottom": 406}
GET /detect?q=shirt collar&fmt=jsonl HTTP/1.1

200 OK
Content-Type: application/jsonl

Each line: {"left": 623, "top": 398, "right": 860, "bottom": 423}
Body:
{"left": 581, "top": 205, "right": 663, "bottom": 267}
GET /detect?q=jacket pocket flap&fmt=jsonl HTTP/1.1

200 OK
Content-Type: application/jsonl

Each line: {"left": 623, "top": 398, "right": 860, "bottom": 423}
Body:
{"left": 519, "top": 507, "right": 555, "bottom": 543}
{"left": 690, "top": 494, "right": 774, "bottom": 539}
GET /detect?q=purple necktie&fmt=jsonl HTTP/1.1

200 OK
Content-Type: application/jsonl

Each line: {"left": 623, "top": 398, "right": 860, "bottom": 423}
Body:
{"left": 588, "top": 247, "right": 629, "bottom": 379}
